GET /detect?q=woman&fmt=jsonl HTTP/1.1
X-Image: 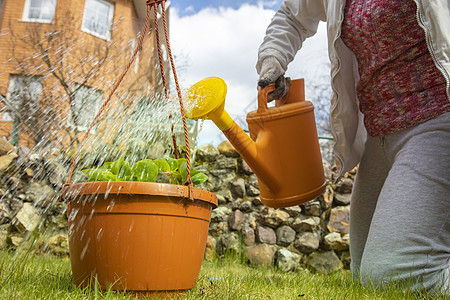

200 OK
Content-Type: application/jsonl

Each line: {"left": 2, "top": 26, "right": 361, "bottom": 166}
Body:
{"left": 257, "top": 0, "right": 450, "bottom": 293}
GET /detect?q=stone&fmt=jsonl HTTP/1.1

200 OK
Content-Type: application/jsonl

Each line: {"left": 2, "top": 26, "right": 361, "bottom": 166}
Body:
{"left": 241, "top": 225, "right": 255, "bottom": 246}
{"left": 276, "top": 225, "right": 296, "bottom": 246}
{"left": 246, "top": 185, "right": 260, "bottom": 197}
{"left": 323, "top": 165, "right": 333, "bottom": 181}
{"left": 320, "top": 185, "right": 334, "bottom": 210}
{"left": 294, "top": 232, "right": 320, "bottom": 254}
{"left": 216, "top": 194, "right": 227, "bottom": 205}
{"left": 47, "top": 161, "right": 67, "bottom": 188}
{"left": 246, "top": 244, "right": 274, "bottom": 267}
{"left": 327, "top": 206, "right": 350, "bottom": 234}
{"left": 214, "top": 156, "right": 238, "bottom": 171}
{"left": 324, "top": 232, "right": 349, "bottom": 251}
{"left": 302, "top": 201, "right": 321, "bottom": 216}
{"left": 240, "top": 159, "right": 254, "bottom": 175}
{"left": 155, "top": 172, "right": 170, "bottom": 184}
{"left": 291, "top": 216, "right": 321, "bottom": 232}
{"left": 0, "top": 138, "right": 15, "bottom": 156}
{"left": 211, "top": 206, "right": 231, "bottom": 223}
{"left": 0, "top": 201, "right": 12, "bottom": 224}
{"left": 6, "top": 176, "right": 21, "bottom": 191}
{"left": 276, "top": 248, "right": 301, "bottom": 272}
{"left": 281, "top": 205, "right": 302, "bottom": 217}
{"left": 334, "top": 193, "right": 351, "bottom": 206}
{"left": 230, "top": 178, "right": 246, "bottom": 199}
{"left": 239, "top": 200, "right": 253, "bottom": 213}
{"left": 208, "top": 170, "right": 236, "bottom": 191}
{"left": 24, "top": 168, "right": 34, "bottom": 178}
{"left": 0, "top": 153, "right": 18, "bottom": 171}
{"left": 335, "top": 178, "right": 353, "bottom": 194}
{"left": 305, "top": 251, "right": 343, "bottom": 275}
{"left": 217, "top": 141, "right": 239, "bottom": 157}
{"left": 255, "top": 225, "right": 276, "bottom": 245}
{"left": 339, "top": 251, "right": 351, "bottom": 269}
{"left": 209, "top": 221, "right": 229, "bottom": 237}
{"left": 251, "top": 197, "right": 263, "bottom": 206}
{"left": 10, "top": 235, "right": 24, "bottom": 247}
{"left": 45, "top": 234, "right": 69, "bottom": 256}
{"left": 0, "top": 224, "right": 9, "bottom": 250}
{"left": 25, "top": 182, "right": 57, "bottom": 206}
{"left": 14, "top": 203, "right": 41, "bottom": 232}
{"left": 229, "top": 209, "right": 246, "bottom": 231}
{"left": 204, "top": 235, "right": 216, "bottom": 261}
{"left": 259, "top": 209, "right": 290, "bottom": 228}
{"left": 246, "top": 175, "right": 260, "bottom": 197}
{"left": 196, "top": 144, "right": 220, "bottom": 162}
{"left": 8, "top": 198, "right": 23, "bottom": 215}
{"left": 216, "top": 233, "right": 240, "bottom": 256}
{"left": 216, "top": 189, "right": 232, "bottom": 202}
{"left": 16, "top": 145, "right": 30, "bottom": 161}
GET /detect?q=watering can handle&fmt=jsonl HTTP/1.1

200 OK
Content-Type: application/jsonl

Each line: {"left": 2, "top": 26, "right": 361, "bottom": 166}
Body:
{"left": 257, "top": 84, "right": 276, "bottom": 113}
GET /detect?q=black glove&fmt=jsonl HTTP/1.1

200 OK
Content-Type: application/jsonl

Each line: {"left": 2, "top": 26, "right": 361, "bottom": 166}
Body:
{"left": 257, "top": 57, "right": 291, "bottom": 102}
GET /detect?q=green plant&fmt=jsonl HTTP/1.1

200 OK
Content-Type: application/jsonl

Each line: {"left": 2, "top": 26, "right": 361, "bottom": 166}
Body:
{"left": 81, "top": 157, "right": 208, "bottom": 186}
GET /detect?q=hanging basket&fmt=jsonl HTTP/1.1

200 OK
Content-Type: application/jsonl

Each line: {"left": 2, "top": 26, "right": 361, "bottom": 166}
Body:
{"left": 61, "top": 0, "right": 215, "bottom": 296}
{"left": 63, "top": 181, "right": 217, "bottom": 295}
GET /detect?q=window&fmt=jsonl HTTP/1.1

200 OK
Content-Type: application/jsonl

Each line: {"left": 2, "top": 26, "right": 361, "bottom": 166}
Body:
{"left": 22, "top": 0, "right": 56, "bottom": 23}
{"left": 69, "top": 85, "right": 102, "bottom": 131}
{"left": 82, "top": 0, "right": 114, "bottom": 40}
{"left": 3, "top": 75, "right": 42, "bottom": 121}
{"left": 129, "top": 39, "right": 140, "bottom": 74}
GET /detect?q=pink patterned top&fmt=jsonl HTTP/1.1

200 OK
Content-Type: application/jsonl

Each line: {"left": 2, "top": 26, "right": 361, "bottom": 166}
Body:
{"left": 341, "top": 0, "right": 450, "bottom": 137}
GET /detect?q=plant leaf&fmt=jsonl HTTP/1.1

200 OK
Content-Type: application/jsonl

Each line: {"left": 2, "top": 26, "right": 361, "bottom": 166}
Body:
{"left": 154, "top": 159, "right": 170, "bottom": 173}
{"left": 82, "top": 169, "right": 117, "bottom": 182}
{"left": 131, "top": 160, "right": 158, "bottom": 182}
{"left": 179, "top": 161, "right": 188, "bottom": 183}
{"left": 111, "top": 157, "right": 126, "bottom": 175}
{"left": 171, "top": 171, "right": 182, "bottom": 185}
{"left": 100, "top": 162, "right": 113, "bottom": 170}
{"left": 163, "top": 157, "right": 178, "bottom": 172}
{"left": 117, "top": 161, "right": 133, "bottom": 181}
{"left": 191, "top": 173, "right": 208, "bottom": 185}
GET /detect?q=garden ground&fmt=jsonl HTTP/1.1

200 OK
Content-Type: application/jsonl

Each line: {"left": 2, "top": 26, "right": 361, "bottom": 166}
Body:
{"left": 0, "top": 250, "right": 445, "bottom": 299}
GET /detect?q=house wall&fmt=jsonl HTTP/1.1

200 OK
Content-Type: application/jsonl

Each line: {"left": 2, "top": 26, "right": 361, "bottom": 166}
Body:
{"left": 0, "top": 0, "right": 160, "bottom": 149}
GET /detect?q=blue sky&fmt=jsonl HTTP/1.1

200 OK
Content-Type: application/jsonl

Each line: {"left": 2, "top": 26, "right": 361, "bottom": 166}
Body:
{"left": 170, "top": 0, "right": 284, "bottom": 16}
{"left": 169, "top": 1, "right": 329, "bottom": 146}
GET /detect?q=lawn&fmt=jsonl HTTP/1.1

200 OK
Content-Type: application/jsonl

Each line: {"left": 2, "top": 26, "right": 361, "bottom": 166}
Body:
{"left": 0, "top": 250, "right": 444, "bottom": 299}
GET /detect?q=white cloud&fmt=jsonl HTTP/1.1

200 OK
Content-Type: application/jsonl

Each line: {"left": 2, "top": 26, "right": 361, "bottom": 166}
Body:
{"left": 170, "top": 4, "right": 329, "bottom": 146}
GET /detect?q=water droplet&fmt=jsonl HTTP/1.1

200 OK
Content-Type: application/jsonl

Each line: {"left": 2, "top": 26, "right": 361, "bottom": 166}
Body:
{"left": 80, "top": 237, "right": 91, "bottom": 260}
{"left": 96, "top": 228, "right": 103, "bottom": 240}
{"left": 106, "top": 200, "right": 115, "bottom": 211}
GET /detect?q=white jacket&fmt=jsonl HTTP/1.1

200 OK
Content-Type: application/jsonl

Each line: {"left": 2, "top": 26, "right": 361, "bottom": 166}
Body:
{"left": 257, "top": 0, "right": 450, "bottom": 177}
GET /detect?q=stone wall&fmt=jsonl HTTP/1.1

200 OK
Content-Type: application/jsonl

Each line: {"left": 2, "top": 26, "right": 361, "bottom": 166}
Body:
{"left": 194, "top": 141, "right": 355, "bottom": 274}
{"left": 0, "top": 138, "right": 355, "bottom": 274}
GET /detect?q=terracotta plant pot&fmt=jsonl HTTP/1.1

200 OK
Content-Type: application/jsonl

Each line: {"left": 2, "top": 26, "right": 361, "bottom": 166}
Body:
{"left": 63, "top": 181, "right": 217, "bottom": 296}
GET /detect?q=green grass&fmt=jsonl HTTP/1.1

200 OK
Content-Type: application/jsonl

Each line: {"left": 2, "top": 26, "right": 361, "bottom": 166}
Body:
{"left": 0, "top": 250, "right": 445, "bottom": 300}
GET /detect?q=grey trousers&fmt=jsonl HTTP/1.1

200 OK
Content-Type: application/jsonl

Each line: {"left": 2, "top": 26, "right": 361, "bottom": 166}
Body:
{"left": 350, "top": 111, "right": 450, "bottom": 293}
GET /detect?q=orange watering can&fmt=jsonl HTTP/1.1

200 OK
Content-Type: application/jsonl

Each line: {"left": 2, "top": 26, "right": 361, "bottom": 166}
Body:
{"left": 185, "top": 77, "right": 326, "bottom": 208}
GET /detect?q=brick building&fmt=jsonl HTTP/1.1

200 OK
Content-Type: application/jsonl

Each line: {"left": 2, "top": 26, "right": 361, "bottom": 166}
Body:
{"left": 0, "top": 0, "right": 173, "bottom": 149}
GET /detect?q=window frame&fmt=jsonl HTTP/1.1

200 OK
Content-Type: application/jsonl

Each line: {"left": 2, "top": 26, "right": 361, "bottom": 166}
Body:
{"left": 21, "top": 0, "right": 57, "bottom": 24}
{"left": 81, "top": 0, "right": 115, "bottom": 41}
{"left": 2, "top": 74, "right": 43, "bottom": 122}
{"left": 68, "top": 84, "right": 103, "bottom": 132}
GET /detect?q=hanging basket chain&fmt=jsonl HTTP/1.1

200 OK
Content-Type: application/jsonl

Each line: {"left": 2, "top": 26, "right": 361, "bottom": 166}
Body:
{"left": 63, "top": 0, "right": 194, "bottom": 200}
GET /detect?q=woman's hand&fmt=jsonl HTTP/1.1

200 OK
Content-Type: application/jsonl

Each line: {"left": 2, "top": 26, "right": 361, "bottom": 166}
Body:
{"left": 257, "top": 57, "right": 291, "bottom": 102}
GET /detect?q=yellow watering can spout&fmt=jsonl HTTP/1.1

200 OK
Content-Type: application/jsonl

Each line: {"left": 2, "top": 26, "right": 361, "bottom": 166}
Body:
{"left": 185, "top": 77, "right": 234, "bottom": 131}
